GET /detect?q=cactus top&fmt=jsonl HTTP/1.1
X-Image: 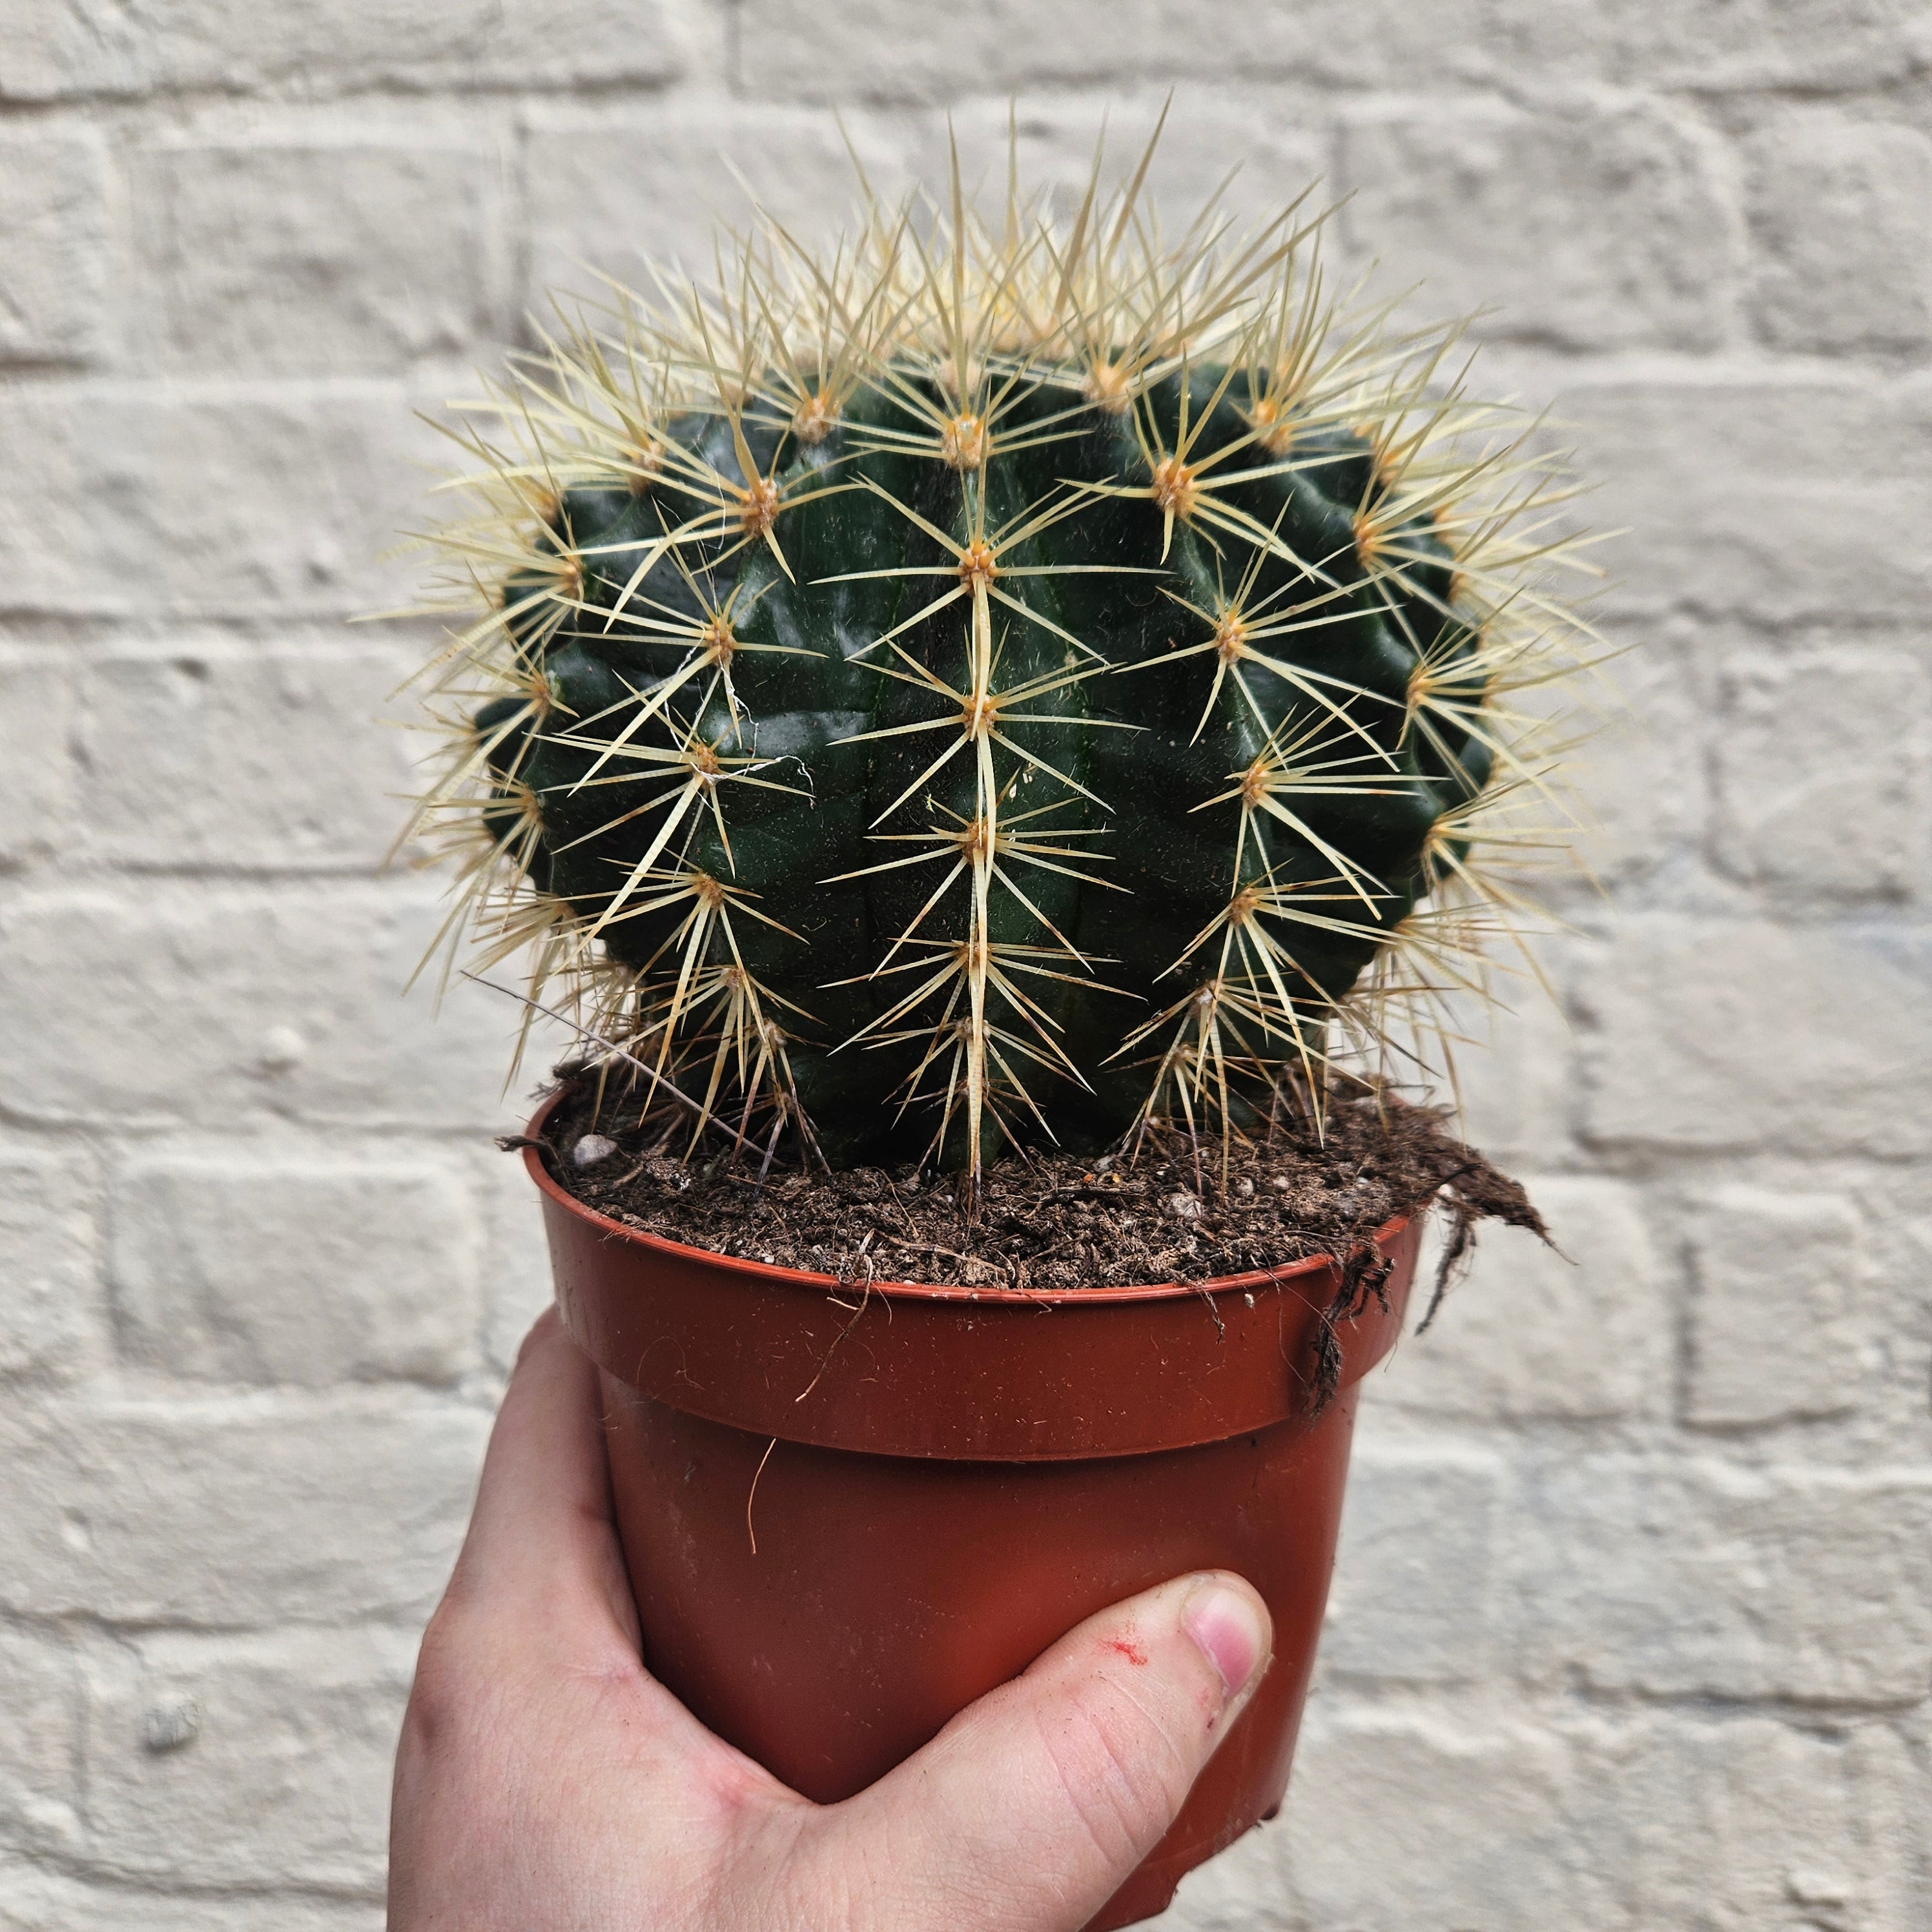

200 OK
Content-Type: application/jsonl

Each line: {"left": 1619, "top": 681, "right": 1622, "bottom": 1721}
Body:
{"left": 403, "top": 135, "right": 1590, "bottom": 1185}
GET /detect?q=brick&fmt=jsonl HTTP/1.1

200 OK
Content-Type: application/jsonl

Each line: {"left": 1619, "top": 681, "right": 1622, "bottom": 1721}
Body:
{"left": 110, "top": 1153, "right": 480, "bottom": 1386}
{"left": 0, "top": 1395, "right": 484, "bottom": 1626}
{"left": 406, "top": 0, "right": 708, "bottom": 88}
{"left": 1514, "top": 1457, "right": 1932, "bottom": 1702}
{"left": 0, "top": 384, "right": 444, "bottom": 618}
{"left": 1863, "top": 1204, "right": 1932, "bottom": 1443}
{"left": 134, "top": 141, "right": 503, "bottom": 376}
{"left": 77, "top": 646, "right": 421, "bottom": 870}
{"left": 0, "top": 653, "right": 75, "bottom": 866}
{"left": 1563, "top": 1712, "right": 1916, "bottom": 1929}
{"left": 1605, "top": 0, "right": 1931, "bottom": 92}
{"left": 1572, "top": 378, "right": 1932, "bottom": 624}
{"left": 0, "top": 1864, "right": 381, "bottom": 1932}
{"left": 0, "top": 0, "right": 699, "bottom": 98}
{"left": 1712, "top": 648, "right": 1927, "bottom": 900}
{"left": 0, "top": 2, "right": 144, "bottom": 99}
{"left": 1280, "top": 1707, "right": 1575, "bottom": 1930}
{"left": 1286, "top": 1703, "right": 1918, "bottom": 1929}
{"left": 80, "top": 1626, "right": 413, "bottom": 1893}
{"left": 0, "top": 1632, "right": 79, "bottom": 1859}
{"left": 739, "top": 0, "right": 1505, "bottom": 99}
{"left": 0, "top": 884, "right": 560, "bottom": 1132}
{"left": 1319, "top": 1448, "right": 1498, "bottom": 1685}
{"left": 1489, "top": 0, "right": 1928, "bottom": 90}
{"left": 0, "top": 390, "right": 91, "bottom": 611}
{"left": 1441, "top": 957, "right": 1579, "bottom": 1166}
{"left": 1565, "top": 625, "right": 1704, "bottom": 890}
{"left": 1396, "top": 1178, "right": 1672, "bottom": 1424}
{"left": 481, "top": 1144, "right": 556, "bottom": 1376}
{"left": 1339, "top": 103, "right": 1728, "bottom": 351}
{"left": 1744, "top": 115, "right": 1932, "bottom": 355}
{"left": 1578, "top": 917, "right": 1932, "bottom": 1156}
{"left": 1686, "top": 1187, "right": 1864, "bottom": 1428}
{"left": 524, "top": 99, "right": 916, "bottom": 298}
{"left": 0, "top": 132, "right": 107, "bottom": 365}
{"left": 0, "top": 1151, "right": 105, "bottom": 1386}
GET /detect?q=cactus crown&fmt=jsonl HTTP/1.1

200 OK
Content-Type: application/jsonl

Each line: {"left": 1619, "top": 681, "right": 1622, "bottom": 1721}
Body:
{"left": 401, "top": 124, "right": 1590, "bottom": 1192}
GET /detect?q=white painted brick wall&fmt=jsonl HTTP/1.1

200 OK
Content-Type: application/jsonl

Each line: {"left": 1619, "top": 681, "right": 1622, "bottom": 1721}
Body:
{"left": 1, "top": 8, "right": 1928, "bottom": 1926}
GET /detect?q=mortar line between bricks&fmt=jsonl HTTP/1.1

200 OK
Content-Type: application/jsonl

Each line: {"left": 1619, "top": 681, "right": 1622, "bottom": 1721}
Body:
{"left": 1320, "top": 1672, "right": 1932, "bottom": 1722}
{"left": 0, "top": 76, "right": 1919, "bottom": 139}
{"left": 0, "top": 76, "right": 703, "bottom": 118}
{"left": 9, "top": 1845, "right": 388, "bottom": 1907}
{"left": 0, "top": 1100, "right": 539, "bottom": 1136}
{"left": 1552, "top": 1678, "right": 1932, "bottom": 1722}
{"left": 0, "top": 1116, "right": 531, "bottom": 1143}
{"left": 0, "top": 1605, "right": 459, "bottom": 1640}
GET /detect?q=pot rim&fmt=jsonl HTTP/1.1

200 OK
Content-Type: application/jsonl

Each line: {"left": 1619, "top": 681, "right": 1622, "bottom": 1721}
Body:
{"left": 526, "top": 1085, "right": 1413, "bottom": 1308}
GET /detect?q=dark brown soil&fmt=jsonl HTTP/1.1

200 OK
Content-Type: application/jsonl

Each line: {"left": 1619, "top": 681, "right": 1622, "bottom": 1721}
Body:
{"left": 521, "top": 1080, "right": 1545, "bottom": 1298}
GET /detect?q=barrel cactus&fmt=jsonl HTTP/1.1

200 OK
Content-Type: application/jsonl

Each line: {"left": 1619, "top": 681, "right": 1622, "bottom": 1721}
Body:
{"left": 404, "top": 134, "right": 1586, "bottom": 1190}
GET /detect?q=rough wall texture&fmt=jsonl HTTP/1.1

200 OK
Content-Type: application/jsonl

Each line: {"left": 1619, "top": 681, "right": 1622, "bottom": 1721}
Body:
{"left": 3, "top": 6, "right": 1930, "bottom": 1927}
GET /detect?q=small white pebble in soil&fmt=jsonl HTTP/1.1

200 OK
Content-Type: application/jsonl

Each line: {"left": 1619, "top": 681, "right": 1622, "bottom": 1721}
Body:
{"left": 1236, "top": 1177, "right": 1254, "bottom": 1198}
{"left": 572, "top": 1133, "right": 620, "bottom": 1167}
{"left": 1165, "top": 1191, "right": 1201, "bottom": 1219}
{"left": 1272, "top": 1175, "right": 1291, "bottom": 1192}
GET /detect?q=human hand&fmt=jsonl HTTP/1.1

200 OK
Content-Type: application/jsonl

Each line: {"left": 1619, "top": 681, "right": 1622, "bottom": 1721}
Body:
{"left": 388, "top": 1309, "right": 1273, "bottom": 1931}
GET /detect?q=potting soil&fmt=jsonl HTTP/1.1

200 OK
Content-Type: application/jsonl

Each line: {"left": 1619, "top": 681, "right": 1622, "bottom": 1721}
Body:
{"left": 527, "top": 1082, "right": 1545, "bottom": 1301}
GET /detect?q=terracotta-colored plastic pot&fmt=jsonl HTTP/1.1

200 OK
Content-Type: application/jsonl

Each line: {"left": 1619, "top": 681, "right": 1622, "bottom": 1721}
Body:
{"left": 529, "top": 1092, "right": 1418, "bottom": 1929}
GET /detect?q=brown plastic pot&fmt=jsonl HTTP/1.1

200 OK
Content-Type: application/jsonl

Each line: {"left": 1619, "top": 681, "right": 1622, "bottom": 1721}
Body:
{"left": 529, "top": 1091, "right": 1418, "bottom": 1930}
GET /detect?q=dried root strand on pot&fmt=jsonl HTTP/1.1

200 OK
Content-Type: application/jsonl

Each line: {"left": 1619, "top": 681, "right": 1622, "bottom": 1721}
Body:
{"left": 393, "top": 119, "right": 1598, "bottom": 1190}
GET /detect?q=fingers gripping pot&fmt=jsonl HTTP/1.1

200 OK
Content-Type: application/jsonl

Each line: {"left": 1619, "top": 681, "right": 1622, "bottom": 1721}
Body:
{"left": 529, "top": 1098, "right": 1419, "bottom": 1932}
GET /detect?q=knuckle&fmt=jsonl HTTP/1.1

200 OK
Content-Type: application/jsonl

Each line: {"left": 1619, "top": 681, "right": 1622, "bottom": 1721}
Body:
{"left": 399, "top": 1602, "right": 485, "bottom": 1765}
{"left": 766, "top": 1822, "right": 874, "bottom": 1931}
{"left": 1035, "top": 1688, "right": 1192, "bottom": 1869}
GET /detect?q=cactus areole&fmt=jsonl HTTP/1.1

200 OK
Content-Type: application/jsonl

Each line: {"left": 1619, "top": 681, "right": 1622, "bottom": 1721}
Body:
{"left": 406, "top": 139, "right": 1585, "bottom": 1195}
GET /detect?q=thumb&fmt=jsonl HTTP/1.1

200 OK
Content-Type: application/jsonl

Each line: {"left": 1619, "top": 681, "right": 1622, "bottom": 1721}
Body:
{"left": 812, "top": 1572, "right": 1271, "bottom": 1932}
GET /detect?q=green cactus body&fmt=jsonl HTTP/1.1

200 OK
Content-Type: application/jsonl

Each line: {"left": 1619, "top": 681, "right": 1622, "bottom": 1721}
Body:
{"left": 411, "top": 149, "right": 1582, "bottom": 1183}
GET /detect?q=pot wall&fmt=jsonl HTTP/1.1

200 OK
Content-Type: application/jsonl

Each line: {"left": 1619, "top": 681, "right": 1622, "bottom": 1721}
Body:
{"left": 530, "top": 1104, "right": 1419, "bottom": 1929}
